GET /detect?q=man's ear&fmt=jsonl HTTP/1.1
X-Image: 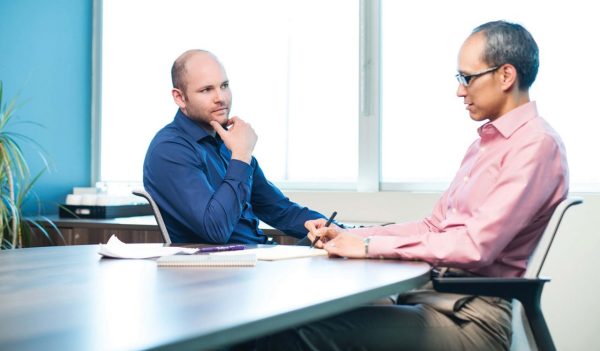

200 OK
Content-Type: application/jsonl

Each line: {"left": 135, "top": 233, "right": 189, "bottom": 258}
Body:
{"left": 172, "top": 88, "right": 186, "bottom": 110}
{"left": 499, "top": 64, "right": 518, "bottom": 91}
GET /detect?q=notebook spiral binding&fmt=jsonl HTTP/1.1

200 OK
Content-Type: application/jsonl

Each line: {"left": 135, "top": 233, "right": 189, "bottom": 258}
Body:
{"left": 157, "top": 254, "right": 257, "bottom": 267}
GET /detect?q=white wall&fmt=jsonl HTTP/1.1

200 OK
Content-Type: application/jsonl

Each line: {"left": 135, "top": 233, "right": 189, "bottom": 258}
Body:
{"left": 285, "top": 190, "right": 599, "bottom": 350}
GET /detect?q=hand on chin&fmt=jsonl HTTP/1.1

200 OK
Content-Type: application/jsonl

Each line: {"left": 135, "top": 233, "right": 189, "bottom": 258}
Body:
{"left": 211, "top": 113, "right": 229, "bottom": 127}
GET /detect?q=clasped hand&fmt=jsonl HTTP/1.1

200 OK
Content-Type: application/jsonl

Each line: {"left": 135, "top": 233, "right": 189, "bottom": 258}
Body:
{"left": 305, "top": 219, "right": 366, "bottom": 258}
{"left": 210, "top": 116, "right": 257, "bottom": 164}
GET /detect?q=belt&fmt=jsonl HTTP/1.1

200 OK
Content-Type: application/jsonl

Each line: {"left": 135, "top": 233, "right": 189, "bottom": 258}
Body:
{"left": 431, "top": 267, "right": 478, "bottom": 278}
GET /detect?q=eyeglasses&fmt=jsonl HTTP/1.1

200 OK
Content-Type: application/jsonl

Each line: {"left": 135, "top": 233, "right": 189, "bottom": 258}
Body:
{"left": 455, "top": 66, "right": 500, "bottom": 87}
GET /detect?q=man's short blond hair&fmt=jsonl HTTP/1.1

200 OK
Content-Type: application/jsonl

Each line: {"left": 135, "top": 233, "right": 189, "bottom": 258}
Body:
{"left": 170, "top": 49, "right": 212, "bottom": 90}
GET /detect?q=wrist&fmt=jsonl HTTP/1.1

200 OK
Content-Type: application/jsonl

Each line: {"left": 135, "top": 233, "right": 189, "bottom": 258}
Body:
{"left": 231, "top": 152, "right": 252, "bottom": 164}
{"left": 363, "top": 236, "right": 371, "bottom": 258}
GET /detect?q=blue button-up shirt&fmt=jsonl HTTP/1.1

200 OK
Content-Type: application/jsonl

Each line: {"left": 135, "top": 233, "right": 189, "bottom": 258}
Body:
{"left": 143, "top": 110, "right": 325, "bottom": 244}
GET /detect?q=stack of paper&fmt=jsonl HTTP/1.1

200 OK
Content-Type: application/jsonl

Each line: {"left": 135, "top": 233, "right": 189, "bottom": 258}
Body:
{"left": 98, "top": 235, "right": 198, "bottom": 259}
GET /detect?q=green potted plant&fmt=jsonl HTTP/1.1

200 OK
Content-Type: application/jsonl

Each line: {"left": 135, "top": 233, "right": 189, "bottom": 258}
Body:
{"left": 0, "top": 80, "right": 58, "bottom": 249}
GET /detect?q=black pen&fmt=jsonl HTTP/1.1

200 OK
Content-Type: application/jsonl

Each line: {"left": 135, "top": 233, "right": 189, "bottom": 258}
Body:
{"left": 311, "top": 211, "right": 337, "bottom": 248}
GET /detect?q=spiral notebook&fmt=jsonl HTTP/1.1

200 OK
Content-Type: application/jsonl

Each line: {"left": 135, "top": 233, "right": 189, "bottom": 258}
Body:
{"left": 156, "top": 253, "right": 257, "bottom": 267}
{"left": 210, "top": 245, "right": 328, "bottom": 261}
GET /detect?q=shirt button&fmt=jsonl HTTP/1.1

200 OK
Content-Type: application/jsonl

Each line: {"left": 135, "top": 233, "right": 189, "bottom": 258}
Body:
{"left": 480, "top": 147, "right": 486, "bottom": 152}
{"left": 463, "top": 176, "right": 469, "bottom": 182}
{"left": 452, "top": 208, "right": 457, "bottom": 213}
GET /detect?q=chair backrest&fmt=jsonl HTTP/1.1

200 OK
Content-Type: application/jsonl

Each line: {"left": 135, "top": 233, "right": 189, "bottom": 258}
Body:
{"left": 524, "top": 196, "right": 583, "bottom": 279}
{"left": 511, "top": 196, "right": 583, "bottom": 351}
{"left": 132, "top": 189, "right": 172, "bottom": 244}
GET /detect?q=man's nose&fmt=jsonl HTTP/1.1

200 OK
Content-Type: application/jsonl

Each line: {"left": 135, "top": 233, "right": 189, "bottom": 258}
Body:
{"left": 456, "top": 83, "right": 467, "bottom": 97}
{"left": 213, "top": 89, "right": 224, "bottom": 102}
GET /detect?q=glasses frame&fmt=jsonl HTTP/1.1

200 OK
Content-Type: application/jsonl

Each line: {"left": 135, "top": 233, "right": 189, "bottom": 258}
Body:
{"left": 456, "top": 66, "right": 500, "bottom": 87}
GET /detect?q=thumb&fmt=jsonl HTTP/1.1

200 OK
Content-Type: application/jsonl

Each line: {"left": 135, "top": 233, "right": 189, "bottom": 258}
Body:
{"left": 210, "top": 121, "right": 227, "bottom": 138}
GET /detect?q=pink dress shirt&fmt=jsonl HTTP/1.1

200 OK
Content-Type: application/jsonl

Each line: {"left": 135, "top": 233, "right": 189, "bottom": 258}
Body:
{"left": 352, "top": 101, "right": 568, "bottom": 277}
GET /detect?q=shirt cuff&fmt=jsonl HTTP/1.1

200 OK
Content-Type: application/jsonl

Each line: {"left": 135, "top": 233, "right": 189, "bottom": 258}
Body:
{"left": 364, "top": 235, "right": 420, "bottom": 259}
{"left": 226, "top": 159, "right": 254, "bottom": 185}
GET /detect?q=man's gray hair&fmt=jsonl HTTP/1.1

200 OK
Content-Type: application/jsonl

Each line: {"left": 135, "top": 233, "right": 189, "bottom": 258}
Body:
{"left": 473, "top": 21, "right": 539, "bottom": 90}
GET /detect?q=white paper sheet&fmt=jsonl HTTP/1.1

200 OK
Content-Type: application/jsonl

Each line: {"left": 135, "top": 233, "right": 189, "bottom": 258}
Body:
{"left": 98, "top": 235, "right": 198, "bottom": 259}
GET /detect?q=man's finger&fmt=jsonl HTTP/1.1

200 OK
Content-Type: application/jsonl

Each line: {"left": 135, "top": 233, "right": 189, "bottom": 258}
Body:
{"left": 227, "top": 116, "right": 240, "bottom": 126}
{"left": 210, "top": 120, "right": 227, "bottom": 136}
{"left": 323, "top": 226, "right": 338, "bottom": 238}
{"left": 313, "top": 227, "right": 328, "bottom": 239}
{"left": 305, "top": 221, "right": 317, "bottom": 232}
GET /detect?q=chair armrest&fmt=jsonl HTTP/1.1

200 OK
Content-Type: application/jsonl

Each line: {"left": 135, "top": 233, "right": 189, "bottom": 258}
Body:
{"left": 433, "top": 276, "right": 555, "bottom": 351}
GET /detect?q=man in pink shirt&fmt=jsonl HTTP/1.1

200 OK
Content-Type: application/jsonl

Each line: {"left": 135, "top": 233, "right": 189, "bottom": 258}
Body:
{"left": 243, "top": 20, "right": 569, "bottom": 351}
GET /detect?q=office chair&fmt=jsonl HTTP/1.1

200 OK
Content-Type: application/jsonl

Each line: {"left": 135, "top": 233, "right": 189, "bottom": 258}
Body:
{"left": 132, "top": 189, "right": 172, "bottom": 244}
{"left": 432, "top": 196, "right": 583, "bottom": 351}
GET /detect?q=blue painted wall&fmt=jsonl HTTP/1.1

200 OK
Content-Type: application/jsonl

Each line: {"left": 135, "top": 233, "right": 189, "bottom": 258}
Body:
{"left": 0, "top": 0, "right": 92, "bottom": 215}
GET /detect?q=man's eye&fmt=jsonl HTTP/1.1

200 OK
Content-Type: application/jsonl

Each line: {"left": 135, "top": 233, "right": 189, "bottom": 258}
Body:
{"left": 222, "top": 82, "right": 229, "bottom": 89}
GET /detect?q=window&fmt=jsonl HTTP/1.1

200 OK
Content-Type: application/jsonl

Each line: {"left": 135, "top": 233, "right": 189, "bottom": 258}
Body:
{"left": 99, "top": 0, "right": 358, "bottom": 185}
{"left": 98, "top": 0, "right": 600, "bottom": 192}
{"left": 381, "top": 0, "right": 600, "bottom": 191}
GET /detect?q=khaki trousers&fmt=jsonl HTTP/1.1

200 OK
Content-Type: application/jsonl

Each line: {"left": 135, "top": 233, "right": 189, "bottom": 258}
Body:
{"left": 247, "top": 283, "right": 512, "bottom": 351}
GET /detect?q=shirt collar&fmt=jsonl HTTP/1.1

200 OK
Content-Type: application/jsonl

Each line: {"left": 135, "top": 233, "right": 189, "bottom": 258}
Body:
{"left": 174, "top": 109, "right": 216, "bottom": 142}
{"left": 478, "top": 101, "right": 539, "bottom": 139}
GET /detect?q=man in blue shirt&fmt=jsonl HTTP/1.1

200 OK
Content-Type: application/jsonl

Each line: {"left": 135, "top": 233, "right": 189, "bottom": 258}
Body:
{"left": 143, "top": 49, "right": 326, "bottom": 244}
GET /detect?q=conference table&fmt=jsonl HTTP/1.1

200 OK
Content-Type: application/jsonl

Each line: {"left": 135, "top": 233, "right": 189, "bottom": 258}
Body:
{"left": 0, "top": 244, "right": 431, "bottom": 351}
